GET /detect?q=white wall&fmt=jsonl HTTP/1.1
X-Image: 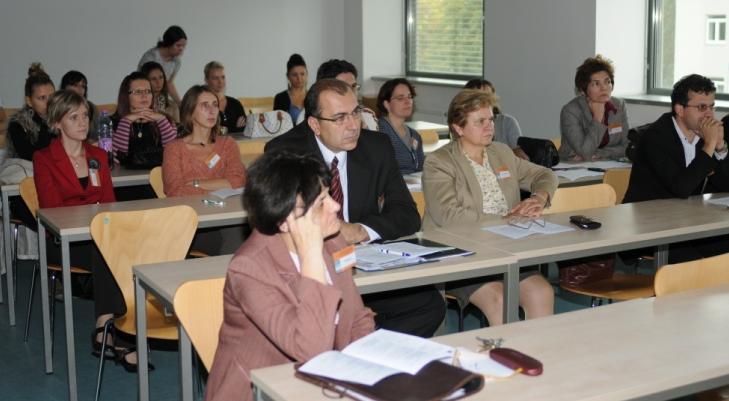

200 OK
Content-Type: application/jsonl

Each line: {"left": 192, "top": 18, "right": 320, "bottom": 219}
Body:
{"left": 0, "top": 0, "right": 346, "bottom": 107}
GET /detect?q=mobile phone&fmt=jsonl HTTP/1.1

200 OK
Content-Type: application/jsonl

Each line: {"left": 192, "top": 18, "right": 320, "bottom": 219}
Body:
{"left": 490, "top": 348, "right": 543, "bottom": 376}
{"left": 569, "top": 215, "right": 601, "bottom": 230}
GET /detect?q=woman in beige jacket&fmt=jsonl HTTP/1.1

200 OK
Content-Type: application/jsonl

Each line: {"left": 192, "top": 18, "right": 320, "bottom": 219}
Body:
{"left": 422, "top": 89, "right": 557, "bottom": 326}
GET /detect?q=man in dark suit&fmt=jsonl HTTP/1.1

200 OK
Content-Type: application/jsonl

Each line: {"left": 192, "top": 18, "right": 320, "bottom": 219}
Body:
{"left": 266, "top": 78, "right": 445, "bottom": 337}
{"left": 624, "top": 74, "right": 729, "bottom": 262}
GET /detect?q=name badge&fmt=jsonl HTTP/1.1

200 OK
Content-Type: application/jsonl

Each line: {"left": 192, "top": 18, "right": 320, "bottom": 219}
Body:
{"left": 608, "top": 123, "right": 622, "bottom": 135}
{"left": 89, "top": 169, "right": 100, "bottom": 187}
{"left": 206, "top": 153, "right": 221, "bottom": 169}
{"left": 333, "top": 245, "right": 356, "bottom": 273}
{"left": 496, "top": 166, "right": 511, "bottom": 180}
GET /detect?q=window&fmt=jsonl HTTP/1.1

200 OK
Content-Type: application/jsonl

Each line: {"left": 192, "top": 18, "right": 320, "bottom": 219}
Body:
{"left": 712, "top": 77, "right": 726, "bottom": 92}
{"left": 707, "top": 15, "right": 727, "bottom": 43}
{"left": 648, "top": 0, "right": 729, "bottom": 97}
{"left": 405, "top": 0, "right": 484, "bottom": 79}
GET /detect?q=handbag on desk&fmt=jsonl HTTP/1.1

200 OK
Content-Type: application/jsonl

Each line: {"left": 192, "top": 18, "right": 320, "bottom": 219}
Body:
{"left": 242, "top": 110, "right": 293, "bottom": 138}
{"left": 117, "top": 122, "right": 164, "bottom": 169}
{"left": 517, "top": 137, "right": 559, "bottom": 168}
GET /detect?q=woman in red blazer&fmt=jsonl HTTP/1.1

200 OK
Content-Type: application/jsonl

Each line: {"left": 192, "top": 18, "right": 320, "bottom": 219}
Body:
{"left": 33, "top": 90, "right": 139, "bottom": 372}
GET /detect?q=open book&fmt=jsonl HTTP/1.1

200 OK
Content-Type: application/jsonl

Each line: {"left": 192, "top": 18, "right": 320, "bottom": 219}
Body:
{"left": 295, "top": 330, "right": 484, "bottom": 401}
{"left": 355, "top": 238, "right": 475, "bottom": 272}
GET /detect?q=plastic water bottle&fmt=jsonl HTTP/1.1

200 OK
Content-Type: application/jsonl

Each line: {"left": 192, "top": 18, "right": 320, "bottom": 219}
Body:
{"left": 98, "top": 111, "right": 114, "bottom": 169}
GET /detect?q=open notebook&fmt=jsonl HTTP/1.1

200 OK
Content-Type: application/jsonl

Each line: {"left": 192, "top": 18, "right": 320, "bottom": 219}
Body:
{"left": 355, "top": 238, "right": 475, "bottom": 272}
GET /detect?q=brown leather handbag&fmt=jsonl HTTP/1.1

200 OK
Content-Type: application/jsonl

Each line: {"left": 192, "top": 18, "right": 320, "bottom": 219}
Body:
{"left": 558, "top": 256, "right": 615, "bottom": 286}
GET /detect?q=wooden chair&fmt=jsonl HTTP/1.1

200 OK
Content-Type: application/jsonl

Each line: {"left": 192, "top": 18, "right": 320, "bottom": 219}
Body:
{"left": 602, "top": 168, "right": 631, "bottom": 205}
{"left": 148, "top": 166, "right": 165, "bottom": 199}
{"left": 239, "top": 97, "right": 274, "bottom": 114}
{"left": 543, "top": 183, "right": 616, "bottom": 215}
{"left": 550, "top": 137, "right": 561, "bottom": 150}
{"left": 238, "top": 139, "right": 267, "bottom": 167}
{"left": 546, "top": 184, "right": 655, "bottom": 305}
{"left": 411, "top": 191, "right": 425, "bottom": 218}
{"left": 654, "top": 253, "right": 729, "bottom": 297}
{"left": 174, "top": 278, "right": 225, "bottom": 371}
{"left": 96, "top": 103, "right": 117, "bottom": 115}
{"left": 90, "top": 205, "right": 198, "bottom": 400}
{"left": 420, "top": 129, "right": 439, "bottom": 145}
{"left": 18, "top": 178, "right": 91, "bottom": 343}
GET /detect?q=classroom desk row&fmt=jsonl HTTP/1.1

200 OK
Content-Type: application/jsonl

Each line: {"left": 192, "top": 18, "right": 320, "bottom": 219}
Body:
{"left": 133, "top": 194, "right": 729, "bottom": 401}
{"left": 252, "top": 283, "right": 729, "bottom": 401}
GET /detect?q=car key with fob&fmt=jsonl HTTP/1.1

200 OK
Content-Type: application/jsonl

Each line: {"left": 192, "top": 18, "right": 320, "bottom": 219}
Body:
{"left": 489, "top": 347, "right": 543, "bottom": 376}
{"left": 569, "top": 215, "right": 601, "bottom": 229}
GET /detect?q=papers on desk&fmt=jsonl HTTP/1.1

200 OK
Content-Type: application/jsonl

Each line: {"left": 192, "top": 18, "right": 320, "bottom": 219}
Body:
{"left": 554, "top": 168, "right": 604, "bottom": 181}
{"left": 209, "top": 187, "right": 244, "bottom": 199}
{"left": 705, "top": 197, "right": 729, "bottom": 207}
{"left": 298, "top": 329, "right": 455, "bottom": 386}
{"left": 484, "top": 222, "right": 575, "bottom": 239}
{"left": 552, "top": 160, "right": 632, "bottom": 170}
{"left": 455, "top": 347, "right": 516, "bottom": 380}
{"left": 355, "top": 239, "right": 472, "bottom": 271}
{"left": 403, "top": 172, "right": 422, "bottom": 192}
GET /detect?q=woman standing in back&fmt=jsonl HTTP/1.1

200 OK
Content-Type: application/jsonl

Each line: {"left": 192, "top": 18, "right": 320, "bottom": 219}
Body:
{"left": 138, "top": 25, "right": 187, "bottom": 104}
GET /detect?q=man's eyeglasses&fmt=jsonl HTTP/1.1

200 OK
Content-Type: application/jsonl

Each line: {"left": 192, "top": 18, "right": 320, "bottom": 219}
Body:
{"left": 350, "top": 83, "right": 361, "bottom": 92}
{"left": 315, "top": 106, "right": 363, "bottom": 126}
{"left": 129, "top": 89, "right": 152, "bottom": 96}
{"left": 507, "top": 217, "right": 546, "bottom": 230}
{"left": 683, "top": 103, "right": 715, "bottom": 112}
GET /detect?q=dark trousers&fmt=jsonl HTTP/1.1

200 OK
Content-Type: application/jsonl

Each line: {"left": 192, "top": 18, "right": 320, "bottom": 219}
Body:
{"left": 46, "top": 239, "right": 125, "bottom": 318}
{"left": 668, "top": 235, "right": 729, "bottom": 264}
{"left": 363, "top": 285, "right": 445, "bottom": 338}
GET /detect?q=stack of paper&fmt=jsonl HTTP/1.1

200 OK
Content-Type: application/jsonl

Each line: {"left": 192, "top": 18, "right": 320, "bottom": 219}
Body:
{"left": 484, "top": 222, "right": 575, "bottom": 239}
{"left": 355, "top": 241, "right": 454, "bottom": 271}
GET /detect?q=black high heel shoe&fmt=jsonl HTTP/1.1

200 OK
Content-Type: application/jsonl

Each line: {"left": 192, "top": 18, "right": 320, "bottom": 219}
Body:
{"left": 115, "top": 346, "right": 155, "bottom": 373}
{"left": 91, "top": 326, "right": 118, "bottom": 360}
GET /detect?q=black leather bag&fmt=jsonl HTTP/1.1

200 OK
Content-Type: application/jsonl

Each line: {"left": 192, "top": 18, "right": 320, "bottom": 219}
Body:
{"left": 626, "top": 123, "right": 651, "bottom": 162}
{"left": 118, "top": 122, "right": 164, "bottom": 169}
{"left": 517, "top": 137, "right": 560, "bottom": 168}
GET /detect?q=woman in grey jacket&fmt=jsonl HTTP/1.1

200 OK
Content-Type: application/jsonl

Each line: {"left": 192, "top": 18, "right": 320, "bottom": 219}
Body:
{"left": 559, "top": 55, "right": 629, "bottom": 161}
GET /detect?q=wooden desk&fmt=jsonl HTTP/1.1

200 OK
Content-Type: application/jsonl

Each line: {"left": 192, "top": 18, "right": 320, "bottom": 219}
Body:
{"left": 406, "top": 120, "right": 449, "bottom": 133}
{"left": 437, "top": 197, "right": 729, "bottom": 322}
{"left": 132, "top": 230, "right": 516, "bottom": 401}
{"left": 251, "top": 284, "right": 729, "bottom": 401}
{"left": 35, "top": 194, "right": 247, "bottom": 401}
{"left": 1, "top": 166, "right": 150, "bottom": 326}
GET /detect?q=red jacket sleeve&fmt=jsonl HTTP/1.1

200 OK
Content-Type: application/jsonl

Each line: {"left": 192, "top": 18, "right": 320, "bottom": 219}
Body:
{"left": 32, "top": 150, "right": 64, "bottom": 209}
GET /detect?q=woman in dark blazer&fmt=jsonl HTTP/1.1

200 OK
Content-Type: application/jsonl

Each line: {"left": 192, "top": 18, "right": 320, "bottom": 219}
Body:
{"left": 33, "top": 90, "right": 139, "bottom": 372}
{"left": 273, "top": 53, "right": 308, "bottom": 123}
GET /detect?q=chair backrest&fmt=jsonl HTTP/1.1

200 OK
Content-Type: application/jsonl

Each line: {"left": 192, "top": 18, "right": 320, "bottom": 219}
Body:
{"left": 411, "top": 190, "right": 425, "bottom": 218}
{"left": 239, "top": 97, "right": 274, "bottom": 114}
{"left": 238, "top": 139, "right": 267, "bottom": 156}
{"left": 96, "top": 103, "right": 117, "bottom": 115}
{"left": 550, "top": 137, "right": 561, "bottom": 150}
{"left": 174, "top": 278, "right": 225, "bottom": 371}
{"left": 654, "top": 253, "right": 729, "bottom": 296}
{"left": 148, "top": 166, "right": 165, "bottom": 199}
{"left": 543, "top": 183, "right": 616, "bottom": 215}
{"left": 602, "top": 168, "right": 631, "bottom": 204}
{"left": 90, "top": 206, "right": 198, "bottom": 322}
{"left": 420, "top": 129, "right": 439, "bottom": 145}
{"left": 19, "top": 177, "right": 39, "bottom": 218}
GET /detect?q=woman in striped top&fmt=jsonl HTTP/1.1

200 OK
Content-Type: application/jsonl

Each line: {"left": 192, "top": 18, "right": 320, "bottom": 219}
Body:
{"left": 111, "top": 71, "right": 176, "bottom": 168}
{"left": 377, "top": 78, "right": 425, "bottom": 174}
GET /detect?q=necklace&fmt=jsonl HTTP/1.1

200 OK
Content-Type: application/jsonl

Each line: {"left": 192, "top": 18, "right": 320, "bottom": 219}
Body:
{"left": 68, "top": 151, "right": 85, "bottom": 169}
{"left": 132, "top": 121, "right": 143, "bottom": 138}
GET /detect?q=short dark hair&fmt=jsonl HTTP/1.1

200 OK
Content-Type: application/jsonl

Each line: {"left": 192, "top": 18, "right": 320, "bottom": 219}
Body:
{"left": 304, "top": 78, "right": 354, "bottom": 119}
{"left": 316, "top": 59, "right": 358, "bottom": 81}
{"left": 60, "top": 70, "right": 88, "bottom": 98}
{"left": 671, "top": 74, "right": 716, "bottom": 116}
{"left": 376, "top": 78, "right": 416, "bottom": 115}
{"left": 286, "top": 53, "right": 307, "bottom": 74}
{"left": 157, "top": 25, "right": 187, "bottom": 48}
{"left": 464, "top": 78, "right": 494, "bottom": 91}
{"left": 243, "top": 150, "right": 332, "bottom": 235}
{"left": 574, "top": 54, "right": 615, "bottom": 95}
{"left": 24, "top": 62, "right": 53, "bottom": 98}
{"left": 179, "top": 85, "right": 221, "bottom": 143}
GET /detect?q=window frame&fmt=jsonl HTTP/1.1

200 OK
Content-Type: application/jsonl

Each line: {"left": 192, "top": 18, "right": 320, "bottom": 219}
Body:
{"left": 647, "top": 0, "right": 729, "bottom": 99}
{"left": 706, "top": 15, "right": 727, "bottom": 44}
{"left": 404, "top": 0, "right": 485, "bottom": 81}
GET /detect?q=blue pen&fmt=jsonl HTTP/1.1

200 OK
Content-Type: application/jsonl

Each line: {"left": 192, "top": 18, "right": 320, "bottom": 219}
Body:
{"left": 379, "top": 249, "right": 411, "bottom": 257}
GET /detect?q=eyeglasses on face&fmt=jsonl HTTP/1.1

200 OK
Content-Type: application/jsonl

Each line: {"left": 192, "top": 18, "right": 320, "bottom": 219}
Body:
{"left": 683, "top": 103, "right": 715, "bottom": 112}
{"left": 390, "top": 94, "right": 415, "bottom": 102}
{"left": 315, "top": 105, "right": 363, "bottom": 126}
{"left": 350, "top": 83, "right": 361, "bottom": 92}
{"left": 129, "top": 89, "right": 153, "bottom": 96}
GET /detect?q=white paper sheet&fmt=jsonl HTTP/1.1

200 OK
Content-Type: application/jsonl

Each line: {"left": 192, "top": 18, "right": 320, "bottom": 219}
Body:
{"left": 299, "top": 351, "right": 399, "bottom": 386}
{"left": 484, "top": 222, "right": 575, "bottom": 239}
{"left": 455, "top": 347, "right": 515, "bottom": 379}
{"left": 376, "top": 242, "right": 453, "bottom": 257}
{"left": 342, "top": 329, "right": 455, "bottom": 375}
{"left": 705, "top": 197, "right": 729, "bottom": 207}
{"left": 555, "top": 169, "right": 604, "bottom": 181}
{"left": 552, "top": 161, "right": 631, "bottom": 170}
{"left": 210, "top": 187, "right": 244, "bottom": 199}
